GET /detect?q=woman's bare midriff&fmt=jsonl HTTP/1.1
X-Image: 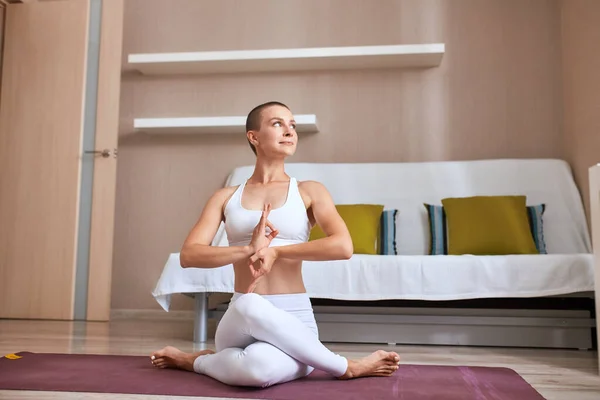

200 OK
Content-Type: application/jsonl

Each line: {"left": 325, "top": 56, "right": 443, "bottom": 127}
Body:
{"left": 232, "top": 256, "right": 307, "bottom": 295}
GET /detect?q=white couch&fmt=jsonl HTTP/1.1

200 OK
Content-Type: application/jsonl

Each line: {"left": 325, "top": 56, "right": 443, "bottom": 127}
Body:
{"left": 152, "top": 159, "right": 596, "bottom": 348}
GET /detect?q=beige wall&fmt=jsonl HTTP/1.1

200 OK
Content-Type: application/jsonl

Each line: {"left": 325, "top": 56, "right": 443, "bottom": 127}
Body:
{"left": 113, "top": 0, "right": 565, "bottom": 311}
{"left": 560, "top": 0, "right": 600, "bottom": 228}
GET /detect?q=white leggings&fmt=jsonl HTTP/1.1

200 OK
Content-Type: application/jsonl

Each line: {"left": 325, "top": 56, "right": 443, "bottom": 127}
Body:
{"left": 193, "top": 292, "right": 348, "bottom": 388}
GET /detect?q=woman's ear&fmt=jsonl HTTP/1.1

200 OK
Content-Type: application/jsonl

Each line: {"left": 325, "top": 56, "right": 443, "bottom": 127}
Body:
{"left": 247, "top": 131, "right": 259, "bottom": 147}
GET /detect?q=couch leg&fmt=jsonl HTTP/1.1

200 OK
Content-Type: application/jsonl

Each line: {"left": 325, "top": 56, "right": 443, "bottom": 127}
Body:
{"left": 193, "top": 293, "right": 208, "bottom": 343}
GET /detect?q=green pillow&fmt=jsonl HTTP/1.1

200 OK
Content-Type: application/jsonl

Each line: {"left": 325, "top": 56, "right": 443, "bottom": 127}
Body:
{"left": 441, "top": 196, "right": 538, "bottom": 255}
{"left": 309, "top": 204, "right": 384, "bottom": 255}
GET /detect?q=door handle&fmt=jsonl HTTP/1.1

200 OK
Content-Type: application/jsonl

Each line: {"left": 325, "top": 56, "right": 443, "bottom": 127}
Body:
{"left": 84, "top": 148, "right": 117, "bottom": 158}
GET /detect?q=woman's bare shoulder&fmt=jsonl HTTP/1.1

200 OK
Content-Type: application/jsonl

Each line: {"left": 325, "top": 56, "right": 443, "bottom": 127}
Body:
{"left": 211, "top": 185, "right": 240, "bottom": 209}
{"left": 207, "top": 185, "right": 237, "bottom": 201}
{"left": 298, "top": 180, "right": 328, "bottom": 194}
{"left": 297, "top": 180, "right": 332, "bottom": 208}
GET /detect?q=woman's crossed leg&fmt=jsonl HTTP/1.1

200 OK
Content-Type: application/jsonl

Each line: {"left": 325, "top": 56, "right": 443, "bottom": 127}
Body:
{"left": 151, "top": 293, "right": 400, "bottom": 387}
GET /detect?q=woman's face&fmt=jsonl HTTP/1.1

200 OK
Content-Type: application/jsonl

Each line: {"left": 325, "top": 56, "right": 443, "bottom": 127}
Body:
{"left": 249, "top": 105, "right": 297, "bottom": 158}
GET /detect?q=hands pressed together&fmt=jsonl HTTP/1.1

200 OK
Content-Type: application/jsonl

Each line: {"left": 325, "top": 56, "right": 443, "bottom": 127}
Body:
{"left": 246, "top": 203, "right": 280, "bottom": 294}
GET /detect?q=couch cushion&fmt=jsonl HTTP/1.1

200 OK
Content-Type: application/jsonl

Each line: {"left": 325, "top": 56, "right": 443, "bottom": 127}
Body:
{"left": 526, "top": 204, "right": 547, "bottom": 253}
{"left": 424, "top": 203, "right": 448, "bottom": 255}
{"left": 441, "top": 196, "right": 538, "bottom": 255}
{"left": 309, "top": 204, "right": 384, "bottom": 255}
{"left": 380, "top": 209, "right": 398, "bottom": 255}
{"left": 425, "top": 203, "right": 548, "bottom": 255}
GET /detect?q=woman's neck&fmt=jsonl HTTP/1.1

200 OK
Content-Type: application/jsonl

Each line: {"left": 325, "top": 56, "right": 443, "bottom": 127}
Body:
{"left": 249, "top": 157, "right": 288, "bottom": 184}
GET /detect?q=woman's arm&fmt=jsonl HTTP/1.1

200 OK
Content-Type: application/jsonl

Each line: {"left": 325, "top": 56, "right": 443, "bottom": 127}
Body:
{"left": 180, "top": 189, "right": 278, "bottom": 268}
{"left": 278, "top": 181, "right": 352, "bottom": 260}
{"left": 181, "top": 243, "right": 254, "bottom": 269}
{"left": 180, "top": 187, "right": 252, "bottom": 268}
{"left": 254, "top": 181, "right": 353, "bottom": 263}
{"left": 246, "top": 181, "right": 353, "bottom": 292}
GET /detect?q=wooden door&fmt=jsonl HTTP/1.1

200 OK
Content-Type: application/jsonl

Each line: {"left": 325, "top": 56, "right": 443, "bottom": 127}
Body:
{"left": 86, "top": 0, "right": 123, "bottom": 321}
{"left": 0, "top": 0, "right": 123, "bottom": 321}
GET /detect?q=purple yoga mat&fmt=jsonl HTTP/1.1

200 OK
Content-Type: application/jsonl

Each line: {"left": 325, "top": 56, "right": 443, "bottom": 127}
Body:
{"left": 0, "top": 352, "right": 545, "bottom": 399}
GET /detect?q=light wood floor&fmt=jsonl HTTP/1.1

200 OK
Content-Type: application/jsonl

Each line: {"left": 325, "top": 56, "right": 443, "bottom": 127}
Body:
{"left": 1, "top": 317, "right": 600, "bottom": 399}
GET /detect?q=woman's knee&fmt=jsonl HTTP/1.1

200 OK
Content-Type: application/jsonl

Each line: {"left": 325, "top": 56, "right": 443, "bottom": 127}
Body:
{"left": 232, "top": 293, "right": 273, "bottom": 326}
{"left": 243, "top": 366, "right": 279, "bottom": 388}
{"left": 238, "top": 352, "right": 282, "bottom": 388}
{"left": 232, "top": 293, "right": 263, "bottom": 312}
{"left": 243, "top": 360, "right": 312, "bottom": 387}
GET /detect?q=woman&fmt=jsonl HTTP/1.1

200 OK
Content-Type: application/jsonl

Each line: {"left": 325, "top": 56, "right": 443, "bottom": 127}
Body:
{"left": 150, "top": 101, "right": 400, "bottom": 388}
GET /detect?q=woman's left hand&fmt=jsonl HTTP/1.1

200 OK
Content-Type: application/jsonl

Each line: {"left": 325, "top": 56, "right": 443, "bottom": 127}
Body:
{"left": 247, "top": 247, "right": 278, "bottom": 293}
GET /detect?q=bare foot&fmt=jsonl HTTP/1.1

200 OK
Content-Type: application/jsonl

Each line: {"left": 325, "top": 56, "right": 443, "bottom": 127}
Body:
{"left": 337, "top": 350, "right": 400, "bottom": 379}
{"left": 150, "top": 346, "right": 215, "bottom": 371}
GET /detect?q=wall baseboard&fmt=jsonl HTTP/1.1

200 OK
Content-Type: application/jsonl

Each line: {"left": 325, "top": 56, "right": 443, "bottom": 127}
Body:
{"left": 111, "top": 308, "right": 195, "bottom": 321}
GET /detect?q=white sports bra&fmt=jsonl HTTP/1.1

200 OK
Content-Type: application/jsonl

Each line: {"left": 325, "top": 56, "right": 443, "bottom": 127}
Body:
{"left": 224, "top": 177, "right": 312, "bottom": 248}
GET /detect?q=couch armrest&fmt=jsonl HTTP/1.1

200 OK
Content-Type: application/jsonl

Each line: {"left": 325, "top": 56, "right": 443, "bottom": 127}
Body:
{"left": 588, "top": 163, "right": 600, "bottom": 374}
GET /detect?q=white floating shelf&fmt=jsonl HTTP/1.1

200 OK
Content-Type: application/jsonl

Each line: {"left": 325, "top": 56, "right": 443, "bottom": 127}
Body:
{"left": 134, "top": 114, "right": 319, "bottom": 134}
{"left": 128, "top": 43, "right": 445, "bottom": 75}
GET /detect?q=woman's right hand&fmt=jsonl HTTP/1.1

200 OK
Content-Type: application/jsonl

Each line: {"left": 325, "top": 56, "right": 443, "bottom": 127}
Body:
{"left": 249, "top": 203, "right": 279, "bottom": 254}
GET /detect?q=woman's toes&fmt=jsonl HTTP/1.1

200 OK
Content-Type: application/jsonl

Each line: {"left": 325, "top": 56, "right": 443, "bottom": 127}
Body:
{"left": 376, "top": 365, "right": 398, "bottom": 375}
